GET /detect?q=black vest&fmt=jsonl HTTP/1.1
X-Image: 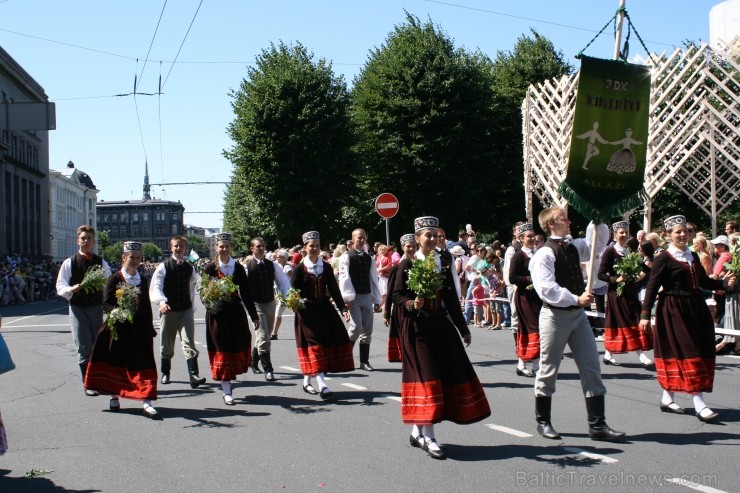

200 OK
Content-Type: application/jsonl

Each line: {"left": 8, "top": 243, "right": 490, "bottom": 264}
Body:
{"left": 163, "top": 257, "right": 194, "bottom": 311}
{"left": 69, "top": 253, "right": 104, "bottom": 307}
{"left": 347, "top": 250, "right": 372, "bottom": 295}
{"left": 246, "top": 258, "right": 276, "bottom": 303}
{"left": 545, "top": 238, "right": 585, "bottom": 296}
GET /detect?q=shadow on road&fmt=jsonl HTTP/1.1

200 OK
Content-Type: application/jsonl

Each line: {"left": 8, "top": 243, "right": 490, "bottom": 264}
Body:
{"left": 441, "top": 442, "right": 624, "bottom": 466}
{"left": 0, "top": 469, "right": 99, "bottom": 493}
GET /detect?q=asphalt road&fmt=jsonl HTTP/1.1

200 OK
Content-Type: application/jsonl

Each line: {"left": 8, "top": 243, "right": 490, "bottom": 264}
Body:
{"left": 1, "top": 298, "right": 739, "bottom": 493}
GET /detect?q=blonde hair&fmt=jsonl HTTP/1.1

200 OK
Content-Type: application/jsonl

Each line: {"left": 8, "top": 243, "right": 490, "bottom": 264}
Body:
{"left": 538, "top": 207, "right": 563, "bottom": 233}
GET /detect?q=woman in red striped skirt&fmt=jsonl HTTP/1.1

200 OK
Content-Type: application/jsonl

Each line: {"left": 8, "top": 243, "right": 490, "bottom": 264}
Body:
{"left": 509, "top": 223, "right": 542, "bottom": 378}
{"left": 384, "top": 233, "right": 417, "bottom": 363}
{"left": 640, "top": 215, "right": 734, "bottom": 423}
{"left": 391, "top": 216, "right": 490, "bottom": 460}
{"left": 599, "top": 221, "right": 653, "bottom": 369}
{"left": 292, "top": 231, "right": 354, "bottom": 400}
{"left": 85, "top": 241, "right": 159, "bottom": 418}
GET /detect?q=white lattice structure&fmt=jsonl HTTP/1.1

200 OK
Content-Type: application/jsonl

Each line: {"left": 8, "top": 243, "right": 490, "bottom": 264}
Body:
{"left": 523, "top": 41, "right": 740, "bottom": 235}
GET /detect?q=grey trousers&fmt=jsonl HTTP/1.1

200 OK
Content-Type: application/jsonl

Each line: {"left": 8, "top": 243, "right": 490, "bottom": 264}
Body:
{"left": 535, "top": 306, "right": 606, "bottom": 398}
{"left": 506, "top": 285, "right": 518, "bottom": 330}
{"left": 69, "top": 304, "right": 103, "bottom": 365}
{"left": 159, "top": 307, "right": 198, "bottom": 360}
{"left": 348, "top": 293, "right": 374, "bottom": 344}
{"left": 254, "top": 299, "right": 277, "bottom": 354}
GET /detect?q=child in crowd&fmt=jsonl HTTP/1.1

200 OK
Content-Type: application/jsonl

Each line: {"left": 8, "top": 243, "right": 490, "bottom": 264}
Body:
{"left": 472, "top": 276, "right": 486, "bottom": 327}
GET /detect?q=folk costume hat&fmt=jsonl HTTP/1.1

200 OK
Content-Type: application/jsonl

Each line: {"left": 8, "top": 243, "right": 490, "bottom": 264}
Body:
{"left": 400, "top": 233, "right": 415, "bottom": 246}
{"left": 215, "top": 232, "right": 232, "bottom": 243}
{"left": 123, "top": 241, "right": 142, "bottom": 253}
{"left": 302, "top": 231, "right": 320, "bottom": 244}
{"left": 516, "top": 223, "right": 533, "bottom": 236}
{"left": 414, "top": 216, "right": 439, "bottom": 232}
{"left": 663, "top": 215, "right": 686, "bottom": 231}
{"left": 611, "top": 221, "right": 629, "bottom": 232}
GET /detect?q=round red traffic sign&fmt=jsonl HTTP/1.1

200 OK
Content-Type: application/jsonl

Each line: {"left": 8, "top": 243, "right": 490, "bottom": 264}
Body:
{"left": 375, "top": 193, "right": 399, "bottom": 219}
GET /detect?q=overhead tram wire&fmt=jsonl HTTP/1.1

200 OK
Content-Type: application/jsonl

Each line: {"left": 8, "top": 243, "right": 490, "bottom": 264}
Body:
{"left": 161, "top": 0, "right": 204, "bottom": 90}
{"left": 138, "top": 0, "right": 168, "bottom": 86}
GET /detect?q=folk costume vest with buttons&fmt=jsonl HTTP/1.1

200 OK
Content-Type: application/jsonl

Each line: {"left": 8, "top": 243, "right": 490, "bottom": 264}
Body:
{"left": 347, "top": 250, "right": 372, "bottom": 295}
{"left": 69, "top": 253, "right": 104, "bottom": 306}
{"left": 545, "top": 238, "right": 585, "bottom": 296}
{"left": 246, "top": 258, "right": 276, "bottom": 303}
{"left": 163, "top": 257, "right": 194, "bottom": 311}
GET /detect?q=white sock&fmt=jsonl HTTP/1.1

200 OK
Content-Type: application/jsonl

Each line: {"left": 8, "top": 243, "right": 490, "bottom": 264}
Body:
{"left": 143, "top": 399, "right": 154, "bottom": 409}
{"left": 661, "top": 390, "right": 675, "bottom": 406}
{"left": 517, "top": 359, "right": 526, "bottom": 370}
{"left": 604, "top": 350, "right": 613, "bottom": 360}
{"left": 422, "top": 425, "right": 440, "bottom": 450}
{"left": 692, "top": 393, "right": 711, "bottom": 414}
{"left": 221, "top": 380, "right": 232, "bottom": 395}
{"left": 316, "top": 373, "right": 327, "bottom": 390}
{"left": 303, "top": 375, "right": 311, "bottom": 387}
{"left": 411, "top": 425, "right": 421, "bottom": 437}
{"left": 531, "top": 361, "right": 539, "bottom": 373}
{"left": 636, "top": 350, "right": 652, "bottom": 364}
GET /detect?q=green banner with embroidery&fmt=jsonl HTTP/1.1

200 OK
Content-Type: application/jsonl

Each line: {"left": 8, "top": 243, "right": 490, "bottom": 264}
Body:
{"left": 559, "top": 56, "right": 650, "bottom": 222}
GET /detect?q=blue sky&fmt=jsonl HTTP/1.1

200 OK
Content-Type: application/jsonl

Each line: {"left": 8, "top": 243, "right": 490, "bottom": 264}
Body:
{"left": 0, "top": 0, "right": 719, "bottom": 230}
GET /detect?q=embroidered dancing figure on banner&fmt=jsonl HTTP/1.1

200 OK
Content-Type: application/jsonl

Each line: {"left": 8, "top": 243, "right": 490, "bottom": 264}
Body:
{"left": 607, "top": 128, "right": 643, "bottom": 174}
{"left": 576, "top": 121, "right": 609, "bottom": 171}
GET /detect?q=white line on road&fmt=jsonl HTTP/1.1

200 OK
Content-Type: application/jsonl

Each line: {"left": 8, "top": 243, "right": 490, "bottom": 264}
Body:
{"left": 2, "top": 305, "right": 69, "bottom": 326}
{"left": 666, "top": 478, "right": 726, "bottom": 493}
{"left": 341, "top": 383, "right": 367, "bottom": 390}
{"left": 485, "top": 424, "right": 533, "bottom": 438}
{"left": 385, "top": 395, "right": 402, "bottom": 402}
{"left": 0, "top": 323, "right": 69, "bottom": 328}
{"left": 280, "top": 366, "right": 301, "bottom": 372}
{"left": 562, "top": 447, "right": 618, "bottom": 464}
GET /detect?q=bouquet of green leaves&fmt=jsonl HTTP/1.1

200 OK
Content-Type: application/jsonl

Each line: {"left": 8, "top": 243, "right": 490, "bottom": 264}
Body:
{"left": 106, "top": 283, "right": 140, "bottom": 341}
{"left": 197, "top": 275, "right": 238, "bottom": 313}
{"left": 406, "top": 252, "right": 444, "bottom": 299}
{"left": 279, "top": 287, "right": 307, "bottom": 311}
{"left": 79, "top": 264, "right": 106, "bottom": 294}
{"left": 614, "top": 252, "right": 644, "bottom": 296}
{"left": 723, "top": 248, "right": 740, "bottom": 277}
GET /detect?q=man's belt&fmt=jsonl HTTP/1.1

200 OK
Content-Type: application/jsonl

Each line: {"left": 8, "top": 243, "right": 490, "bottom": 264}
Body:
{"left": 543, "top": 303, "right": 583, "bottom": 311}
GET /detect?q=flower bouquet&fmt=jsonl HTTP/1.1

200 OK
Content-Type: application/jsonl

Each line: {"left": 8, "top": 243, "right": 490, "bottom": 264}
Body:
{"left": 106, "top": 283, "right": 140, "bottom": 341}
{"left": 197, "top": 275, "right": 238, "bottom": 313}
{"left": 614, "top": 252, "right": 644, "bottom": 296}
{"left": 279, "top": 287, "right": 306, "bottom": 311}
{"left": 724, "top": 249, "right": 740, "bottom": 277}
{"left": 406, "top": 252, "right": 444, "bottom": 300}
{"left": 79, "top": 264, "right": 106, "bottom": 294}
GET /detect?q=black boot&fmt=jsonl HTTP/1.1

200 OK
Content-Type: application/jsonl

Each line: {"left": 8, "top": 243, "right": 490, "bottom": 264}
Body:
{"left": 261, "top": 352, "right": 275, "bottom": 382}
{"left": 186, "top": 357, "right": 206, "bottom": 388}
{"left": 251, "top": 347, "right": 263, "bottom": 374}
{"left": 80, "top": 362, "right": 98, "bottom": 396}
{"left": 586, "top": 395, "right": 625, "bottom": 441}
{"left": 535, "top": 396, "right": 561, "bottom": 439}
{"left": 161, "top": 358, "right": 171, "bottom": 384}
{"left": 359, "top": 343, "right": 374, "bottom": 371}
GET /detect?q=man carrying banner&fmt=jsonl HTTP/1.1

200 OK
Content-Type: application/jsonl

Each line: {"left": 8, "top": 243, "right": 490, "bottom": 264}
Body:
{"left": 529, "top": 208, "right": 624, "bottom": 442}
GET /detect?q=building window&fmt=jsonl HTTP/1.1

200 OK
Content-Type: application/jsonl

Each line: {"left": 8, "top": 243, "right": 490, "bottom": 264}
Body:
{"left": 112, "top": 214, "right": 118, "bottom": 222}
{"left": 132, "top": 226, "right": 139, "bottom": 236}
{"left": 132, "top": 213, "right": 138, "bottom": 221}
{"left": 172, "top": 213, "right": 178, "bottom": 221}
{"left": 156, "top": 226, "right": 165, "bottom": 235}
{"left": 143, "top": 213, "right": 149, "bottom": 221}
{"left": 143, "top": 226, "right": 150, "bottom": 236}
{"left": 120, "top": 226, "right": 127, "bottom": 237}
{"left": 171, "top": 224, "right": 178, "bottom": 234}
{"left": 121, "top": 212, "right": 128, "bottom": 222}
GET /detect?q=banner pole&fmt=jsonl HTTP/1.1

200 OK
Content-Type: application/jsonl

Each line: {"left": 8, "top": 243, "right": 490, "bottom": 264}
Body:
{"left": 586, "top": 0, "right": 625, "bottom": 294}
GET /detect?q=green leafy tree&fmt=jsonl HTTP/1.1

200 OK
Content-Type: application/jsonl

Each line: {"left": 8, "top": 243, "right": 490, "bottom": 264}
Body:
{"left": 141, "top": 243, "right": 162, "bottom": 261}
{"left": 223, "top": 42, "right": 356, "bottom": 251}
{"left": 97, "top": 230, "right": 110, "bottom": 251}
{"left": 350, "top": 13, "right": 498, "bottom": 240}
{"left": 101, "top": 241, "right": 123, "bottom": 264}
{"left": 186, "top": 234, "right": 209, "bottom": 258}
{"left": 490, "top": 30, "right": 572, "bottom": 235}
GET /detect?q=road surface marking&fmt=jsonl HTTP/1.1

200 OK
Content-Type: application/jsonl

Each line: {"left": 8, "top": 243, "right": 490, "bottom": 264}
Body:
{"left": 0, "top": 323, "right": 69, "bottom": 328}
{"left": 280, "top": 366, "right": 301, "bottom": 372}
{"left": 341, "top": 383, "right": 367, "bottom": 390}
{"left": 2, "top": 306, "right": 68, "bottom": 326}
{"left": 562, "top": 447, "right": 618, "bottom": 464}
{"left": 666, "top": 478, "right": 726, "bottom": 493}
{"left": 485, "top": 424, "right": 533, "bottom": 438}
{"left": 385, "top": 395, "right": 402, "bottom": 402}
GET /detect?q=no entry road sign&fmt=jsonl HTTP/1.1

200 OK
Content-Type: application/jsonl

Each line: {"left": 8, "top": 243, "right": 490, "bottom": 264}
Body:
{"left": 375, "top": 193, "right": 399, "bottom": 219}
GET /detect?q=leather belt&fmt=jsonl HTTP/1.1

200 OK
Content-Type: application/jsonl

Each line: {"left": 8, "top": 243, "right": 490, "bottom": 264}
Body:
{"left": 543, "top": 303, "right": 583, "bottom": 311}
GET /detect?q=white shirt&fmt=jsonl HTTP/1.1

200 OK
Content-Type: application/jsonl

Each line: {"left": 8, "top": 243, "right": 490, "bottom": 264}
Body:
{"left": 218, "top": 257, "right": 236, "bottom": 277}
{"left": 667, "top": 245, "right": 693, "bottom": 264}
{"left": 121, "top": 270, "right": 141, "bottom": 287}
{"left": 503, "top": 245, "right": 516, "bottom": 286}
{"left": 55, "top": 251, "right": 112, "bottom": 300}
{"left": 337, "top": 251, "right": 381, "bottom": 304}
{"left": 530, "top": 223, "right": 609, "bottom": 307}
{"left": 303, "top": 256, "right": 324, "bottom": 276}
{"left": 149, "top": 257, "right": 198, "bottom": 309}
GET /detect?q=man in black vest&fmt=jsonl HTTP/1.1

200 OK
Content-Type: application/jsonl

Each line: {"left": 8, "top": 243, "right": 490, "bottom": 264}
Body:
{"left": 149, "top": 235, "right": 206, "bottom": 388}
{"left": 338, "top": 228, "right": 381, "bottom": 371}
{"left": 245, "top": 237, "right": 291, "bottom": 381}
{"left": 529, "top": 207, "right": 624, "bottom": 442}
{"left": 56, "top": 225, "right": 111, "bottom": 396}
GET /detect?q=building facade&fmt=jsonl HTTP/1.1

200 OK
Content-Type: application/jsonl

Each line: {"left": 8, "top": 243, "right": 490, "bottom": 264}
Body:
{"left": 0, "top": 45, "right": 54, "bottom": 259}
{"left": 49, "top": 161, "right": 99, "bottom": 261}
{"left": 97, "top": 199, "right": 186, "bottom": 253}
